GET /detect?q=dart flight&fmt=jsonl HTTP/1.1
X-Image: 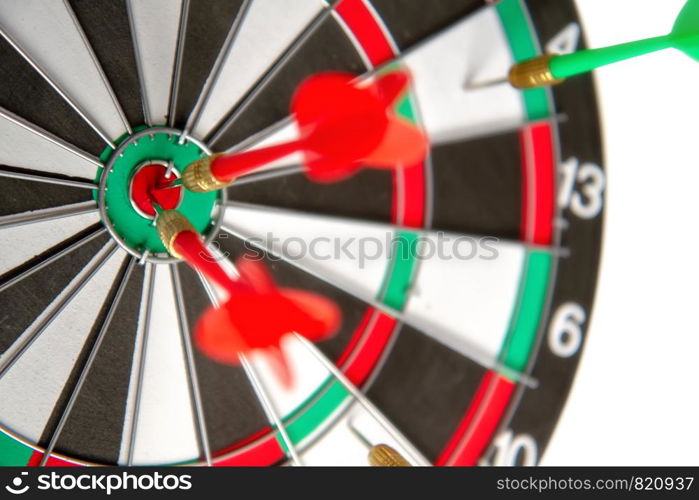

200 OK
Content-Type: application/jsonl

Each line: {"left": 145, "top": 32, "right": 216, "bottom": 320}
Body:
{"left": 182, "top": 70, "right": 427, "bottom": 192}
{"left": 155, "top": 210, "right": 340, "bottom": 386}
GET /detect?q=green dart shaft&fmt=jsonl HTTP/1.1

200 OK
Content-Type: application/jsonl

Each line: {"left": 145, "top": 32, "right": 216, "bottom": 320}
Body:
{"left": 549, "top": 35, "right": 673, "bottom": 79}
{"left": 507, "top": 0, "right": 699, "bottom": 89}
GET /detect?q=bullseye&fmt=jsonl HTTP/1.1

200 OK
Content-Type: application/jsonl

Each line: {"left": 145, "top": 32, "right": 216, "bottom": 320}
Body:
{"left": 98, "top": 127, "right": 220, "bottom": 262}
{"left": 129, "top": 161, "right": 183, "bottom": 219}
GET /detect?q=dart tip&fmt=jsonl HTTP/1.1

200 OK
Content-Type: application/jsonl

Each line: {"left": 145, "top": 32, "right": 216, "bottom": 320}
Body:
{"left": 463, "top": 76, "right": 509, "bottom": 90}
{"left": 182, "top": 154, "right": 228, "bottom": 193}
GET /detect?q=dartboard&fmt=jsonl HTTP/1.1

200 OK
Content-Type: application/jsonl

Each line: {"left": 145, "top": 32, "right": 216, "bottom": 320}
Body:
{"left": 0, "top": 0, "right": 604, "bottom": 466}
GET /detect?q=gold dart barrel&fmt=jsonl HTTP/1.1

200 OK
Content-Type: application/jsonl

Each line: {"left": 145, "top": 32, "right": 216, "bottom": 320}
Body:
{"left": 155, "top": 210, "right": 196, "bottom": 258}
{"left": 368, "top": 444, "right": 411, "bottom": 467}
{"left": 181, "top": 154, "right": 229, "bottom": 193}
{"left": 508, "top": 54, "right": 565, "bottom": 89}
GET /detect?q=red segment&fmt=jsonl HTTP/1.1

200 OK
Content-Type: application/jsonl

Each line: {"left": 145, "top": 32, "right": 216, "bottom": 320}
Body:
{"left": 335, "top": 0, "right": 427, "bottom": 229}
{"left": 28, "top": 452, "right": 79, "bottom": 467}
{"left": 343, "top": 312, "right": 396, "bottom": 385}
{"left": 435, "top": 372, "right": 515, "bottom": 466}
{"left": 336, "top": 0, "right": 395, "bottom": 66}
{"left": 396, "top": 159, "right": 427, "bottom": 228}
{"left": 215, "top": 431, "right": 283, "bottom": 467}
{"left": 216, "top": 437, "right": 282, "bottom": 467}
{"left": 335, "top": 308, "right": 378, "bottom": 367}
{"left": 130, "top": 164, "right": 182, "bottom": 217}
{"left": 520, "top": 122, "right": 555, "bottom": 245}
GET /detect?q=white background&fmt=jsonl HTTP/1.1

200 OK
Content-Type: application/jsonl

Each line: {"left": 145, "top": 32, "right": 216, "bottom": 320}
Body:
{"left": 542, "top": 0, "right": 699, "bottom": 465}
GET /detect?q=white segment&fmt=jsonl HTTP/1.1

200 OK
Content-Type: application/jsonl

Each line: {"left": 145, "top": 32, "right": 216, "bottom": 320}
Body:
{"left": 302, "top": 405, "right": 426, "bottom": 466}
{"left": 0, "top": 210, "right": 99, "bottom": 276}
{"left": 0, "top": 247, "right": 125, "bottom": 444}
{"left": 128, "top": 0, "right": 183, "bottom": 125}
{"left": 118, "top": 264, "right": 150, "bottom": 466}
{"left": 403, "top": 7, "right": 526, "bottom": 144}
{"left": 223, "top": 203, "right": 526, "bottom": 362}
{"left": 127, "top": 265, "right": 199, "bottom": 465}
{"left": 222, "top": 204, "right": 391, "bottom": 301}
{"left": 193, "top": 0, "right": 325, "bottom": 138}
{"left": 404, "top": 236, "right": 525, "bottom": 362}
{"left": 0, "top": 113, "right": 97, "bottom": 178}
{"left": 0, "top": 0, "right": 126, "bottom": 140}
{"left": 248, "top": 335, "right": 330, "bottom": 417}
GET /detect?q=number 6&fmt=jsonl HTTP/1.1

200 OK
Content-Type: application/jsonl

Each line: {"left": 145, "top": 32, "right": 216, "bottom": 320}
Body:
{"left": 548, "top": 302, "right": 586, "bottom": 358}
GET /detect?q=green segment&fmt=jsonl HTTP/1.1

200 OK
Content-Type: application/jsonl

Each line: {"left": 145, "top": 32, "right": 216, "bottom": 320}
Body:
{"left": 396, "top": 94, "right": 415, "bottom": 121}
{"left": 496, "top": 0, "right": 550, "bottom": 120}
{"left": 0, "top": 431, "right": 32, "bottom": 466}
{"left": 499, "top": 251, "right": 552, "bottom": 373}
{"left": 102, "top": 131, "right": 217, "bottom": 255}
{"left": 380, "top": 232, "right": 420, "bottom": 310}
{"left": 281, "top": 381, "right": 348, "bottom": 450}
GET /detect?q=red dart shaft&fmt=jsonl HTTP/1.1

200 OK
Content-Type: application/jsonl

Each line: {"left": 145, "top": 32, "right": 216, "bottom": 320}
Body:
{"left": 171, "top": 230, "right": 249, "bottom": 296}
{"left": 156, "top": 210, "right": 252, "bottom": 296}
{"left": 210, "top": 140, "right": 305, "bottom": 183}
{"left": 182, "top": 70, "right": 426, "bottom": 193}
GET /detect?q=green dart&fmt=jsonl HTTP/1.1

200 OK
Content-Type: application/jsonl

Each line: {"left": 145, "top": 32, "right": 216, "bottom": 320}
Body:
{"left": 508, "top": 0, "right": 699, "bottom": 88}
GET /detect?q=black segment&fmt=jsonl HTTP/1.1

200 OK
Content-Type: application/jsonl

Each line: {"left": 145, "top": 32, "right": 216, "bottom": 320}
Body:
{"left": 69, "top": 0, "right": 145, "bottom": 128}
{"left": 176, "top": 264, "right": 268, "bottom": 455}
{"left": 0, "top": 37, "right": 104, "bottom": 156}
{"left": 430, "top": 131, "right": 522, "bottom": 240}
{"left": 369, "top": 0, "right": 483, "bottom": 50}
{"left": 227, "top": 169, "right": 393, "bottom": 223}
{"left": 0, "top": 168, "right": 93, "bottom": 217}
{"left": 367, "top": 325, "right": 486, "bottom": 461}
{"left": 209, "top": 15, "right": 367, "bottom": 150}
{"left": 44, "top": 258, "right": 138, "bottom": 465}
{"left": 0, "top": 232, "right": 110, "bottom": 355}
{"left": 173, "top": 0, "right": 246, "bottom": 128}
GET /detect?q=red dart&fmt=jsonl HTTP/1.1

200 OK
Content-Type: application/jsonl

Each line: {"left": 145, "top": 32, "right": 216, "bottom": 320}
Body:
{"left": 155, "top": 210, "right": 341, "bottom": 386}
{"left": 194, "top": 257, "right": 341, "bottom": 386}
{"left": 182, "top": 70, "right": 428, "bottom": 192}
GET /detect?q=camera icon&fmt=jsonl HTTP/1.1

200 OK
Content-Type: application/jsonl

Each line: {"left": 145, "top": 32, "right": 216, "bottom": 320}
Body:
{"left": 5, "top": 472, "right": 29, "bottom": 495}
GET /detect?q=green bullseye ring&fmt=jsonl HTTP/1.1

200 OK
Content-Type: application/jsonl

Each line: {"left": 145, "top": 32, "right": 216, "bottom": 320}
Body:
{"left": 97, "top": 127, "right": 220, "bottom": 261}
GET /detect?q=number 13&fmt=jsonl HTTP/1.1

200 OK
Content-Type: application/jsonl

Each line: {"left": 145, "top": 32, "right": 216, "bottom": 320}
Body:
{"left": 559, "top": 157, "right": 606, "bottom": 219}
